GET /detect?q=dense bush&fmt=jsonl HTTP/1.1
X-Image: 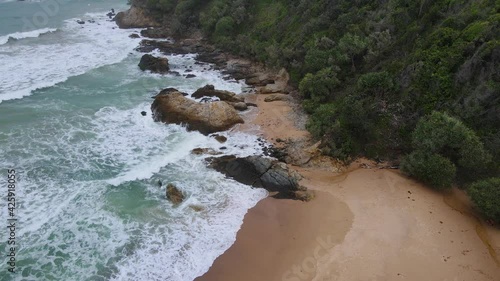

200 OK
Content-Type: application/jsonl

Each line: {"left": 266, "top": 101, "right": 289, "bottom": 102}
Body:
{"left": 401, "top": 112, "right": 492, "bottom": 189}
{"left": 400, "top": 151, "right": 457, "bottom": 189}
{"left": 411, "top": 112, "right": 491, "bottom": 171}
{"left": 299, "top": 67, "right": 340, "bottom": 112}
{"left": 468, "top": 178, "right": 500, "bottom": 223}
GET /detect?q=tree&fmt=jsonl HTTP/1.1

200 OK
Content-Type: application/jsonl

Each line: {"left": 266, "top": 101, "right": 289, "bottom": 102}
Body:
{"left": 299, "top": 67, "right": 340, "bottom": 108}
{"left": 401, "top": 111, "right": 492, "bottom": 189}
{"left": 468, "top": 178, "right": 500, "bottom": 224}
{"left": 336, "top": 33, "right": 369, "bottom": 70}
{"left": 401, "top": 150, "right": 457, "bottom": 189}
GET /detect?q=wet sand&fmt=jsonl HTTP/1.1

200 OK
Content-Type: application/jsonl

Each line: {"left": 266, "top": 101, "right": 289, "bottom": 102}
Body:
{"left": 197, "top": 93, "right": 500, "bottom": 281}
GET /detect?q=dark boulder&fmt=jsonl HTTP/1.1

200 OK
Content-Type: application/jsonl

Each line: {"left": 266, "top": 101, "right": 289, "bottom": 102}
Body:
{"left": 166, "top": 183, "right": 184, "bottom": 204}
{"left": 138, "top": 54, "right": 169, "bottom": 73}
{"left": 211, "top": 134, "right": 227, "bottom": 143}
{"left": 207, "top": 155, "right": 311, "bottom": 200}
{"left": 192, "top": 85, "right": 244, "bottom": 103}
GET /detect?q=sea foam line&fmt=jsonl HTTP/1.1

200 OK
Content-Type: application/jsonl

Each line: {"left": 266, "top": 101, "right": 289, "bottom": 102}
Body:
{"left": 0, "top": 27, "right": 57, "bottom": 45}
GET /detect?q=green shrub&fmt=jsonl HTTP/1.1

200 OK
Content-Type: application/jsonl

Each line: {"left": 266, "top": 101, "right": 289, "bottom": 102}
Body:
{"left": 298, "top": 67, "right": 340, "bottom": 108}
{"left": 411, "top": 111, "right": 491, "bottom": 170}
{"left": 468, "top": 178, "right": 500, "bottom": 223}
{"left": 401, "top": 151, "right": 457, "bottom": 189}
{"left": 356, "top": 71, "right": 396, "bottom": 98}
{"left": 214, "top": 16, "right": 235, "bottom": 37}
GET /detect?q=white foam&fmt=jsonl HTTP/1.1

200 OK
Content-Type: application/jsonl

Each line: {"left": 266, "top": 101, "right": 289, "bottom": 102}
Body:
{"left": 0, "top": 13, "right": 141, "bottom": 103}
{"left": 0, "top": 27, "right": 57, "bottom": 45}
{"left": 0, "top": 32, "right": 270, "bottom": 280}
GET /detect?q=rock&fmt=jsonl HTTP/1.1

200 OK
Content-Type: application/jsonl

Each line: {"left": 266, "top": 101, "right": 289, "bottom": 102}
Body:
{"left": 140, "top": 28, "right": 170, "bottom": 39}
{"left": 76, "top": 20, "right": 85, "bottom": 24}
{"left": 227, "top": 102, "right": 248, "bottom": 111}
{"left": 155, "top": 87, "right": 188, "bottom": 97}
{"left": 185, "top": 74, "right": 196, "bottom": 78}
{"left": 264, "top": 94, "right": 288, "bottom": 102}
{"left": 114, "top": 6, "right": 160, "bottom": 29}
{"left": 166, "top": 183, "right": 184, "bottom": 204}
{"left": 192, "top": 85, "right": 244, "bottom": 103}
{"left": 141, "top": 111, "right": 147, "bottom": 116}
{"left": 258, "top": 68, "right": 290, "bottom": 94}
{"left": 152, "top": 91, "right": 244, "bottom": 135}
{"left": 129, "top": 33, "right": 140, "bottom": 38}
{"left": 291, "top": 190, "right": 315, "bottom": 202}
{"left": 246, "top": 102, "right": 258, "bottom": 107}
{"left": 211, "top": 134, "right": 227, "bottom": 143}
{"left": 191, "top": 148, "right": 222, "bottom": 156}
{"left": 207, "top": 155, "right": 308, "bottom": 200}
{"left": 138, "top": 54, "right": 169, "bottom": 73}
{"left": 245, "top": 73, "right": 275, "bottom": 86}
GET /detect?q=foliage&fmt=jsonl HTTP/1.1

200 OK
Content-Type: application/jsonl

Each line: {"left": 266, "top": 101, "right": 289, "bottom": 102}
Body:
{"left": 143, "top": 0, "right": 500, "bottom": 187}
{"left": 411, "top": 112, "right": 491, "bottom": 171}
{"left": 401, "top": 150, "right": 457, "bottom": 190}
{"left": 468, "top": 178, "right": 500, "bottom": 223}
{"left": 299, "top": 67, "right": 340, "bottom": 111}
{"left": 402, "top": 112, "right": 492, "bottom": 188}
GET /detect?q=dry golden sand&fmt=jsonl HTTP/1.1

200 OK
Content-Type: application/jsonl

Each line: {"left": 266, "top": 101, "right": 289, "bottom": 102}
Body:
{"left": 197, "top": 93, "right": 500, "bottom": 281}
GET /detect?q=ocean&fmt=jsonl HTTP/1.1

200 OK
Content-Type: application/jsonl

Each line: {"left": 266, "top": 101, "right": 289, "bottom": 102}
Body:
{"left": 0, "top": 1, "right": 267, "bottom": 280}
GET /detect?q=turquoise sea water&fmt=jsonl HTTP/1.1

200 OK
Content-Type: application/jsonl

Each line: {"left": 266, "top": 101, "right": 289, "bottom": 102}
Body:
{"left": 0, "top": 1, "right": 266, "bottom": 280}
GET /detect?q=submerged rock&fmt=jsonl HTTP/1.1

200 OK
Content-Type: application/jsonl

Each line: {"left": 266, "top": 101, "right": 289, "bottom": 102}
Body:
{"left": 191, "top": 148, "right": 222, "bottom": 156}
{"left": 138, "top": 54, "right": 169, "bottom": 73}
{"left": 207, "top": 155, "right": 311, "bottom": 200}
{"left": 211, "top": 134, "right": 227, "bottom": 143}
{"left": 151, "top": 90, "right": 244, "bottom": 135}
{"left": 166, "top": 184, "right": 184, "bottom": 204}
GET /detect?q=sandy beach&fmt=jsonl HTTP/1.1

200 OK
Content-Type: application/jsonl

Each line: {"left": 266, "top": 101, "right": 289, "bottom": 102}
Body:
{"left": 196, "top": 93, "right": 500, "bottom": 281}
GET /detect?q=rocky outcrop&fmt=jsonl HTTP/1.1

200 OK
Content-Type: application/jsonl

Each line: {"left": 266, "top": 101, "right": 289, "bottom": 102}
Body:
{"left": 258, "top": 68, "right": 290, "bottom": 94}
{"left": 140, "top": 28, "right": 171, "bottom": 39}
{"left": 245, "top": 73, "right": 275, "bottom": 86}
{"left": 138, "top": 54, "right": 169, "bottom": 73}
{"left": 207, "top": 155, "right": 312, "bottom": 200}
{"left": 152, "top": 90, "right": 244, "bottom": 135}
{"left": 114, "top": 6, "right": 160, "bottom": 29}
{"left": 192, "top": 85, "right": 244, "bottom": 103}
{"left": 166, "top": 183, "right": 184, "bottom": 204}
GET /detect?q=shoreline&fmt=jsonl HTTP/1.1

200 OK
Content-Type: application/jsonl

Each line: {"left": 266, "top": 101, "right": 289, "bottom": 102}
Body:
{"left": 116, "top": 11, "right": 500, "bottom": 279}
{"left": 196, "top": 93, "right": 500, "bottom": 280}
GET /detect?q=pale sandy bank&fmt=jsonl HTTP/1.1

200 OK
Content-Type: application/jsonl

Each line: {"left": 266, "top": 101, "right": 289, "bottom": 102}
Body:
{"left": 197, "top": 93, "right": 500, "bottom": 281}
